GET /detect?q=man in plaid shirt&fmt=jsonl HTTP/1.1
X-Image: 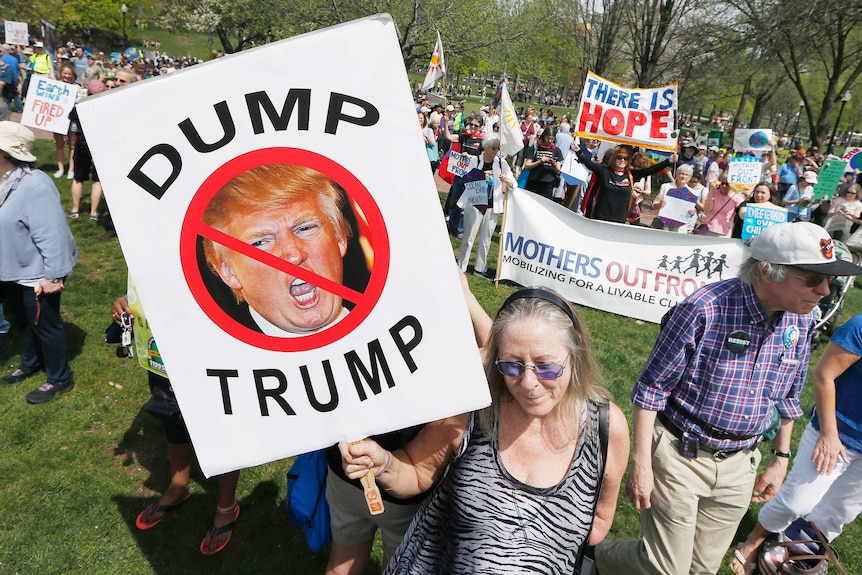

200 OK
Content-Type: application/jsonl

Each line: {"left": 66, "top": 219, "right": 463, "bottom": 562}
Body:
{"left": 596, "top": 222, "right": 862, "bottom": 575}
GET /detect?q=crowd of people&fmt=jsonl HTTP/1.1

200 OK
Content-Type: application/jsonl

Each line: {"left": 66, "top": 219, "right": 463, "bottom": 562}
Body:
{"left": 415, "top": 94, "right": 862, "bottom": 277}
{"left": 3, "top": 36, "right": 862, "bottom": 571}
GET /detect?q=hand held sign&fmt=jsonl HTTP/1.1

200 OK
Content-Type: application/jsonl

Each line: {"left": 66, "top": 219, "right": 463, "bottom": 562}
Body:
{"left": 76, "top": 15, "right": 490, "bottom": 477}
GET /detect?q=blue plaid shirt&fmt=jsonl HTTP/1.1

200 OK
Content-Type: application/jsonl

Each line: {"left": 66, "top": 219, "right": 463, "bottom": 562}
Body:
{"left": 633, "top": 278, "right": 812, "bottom": 451}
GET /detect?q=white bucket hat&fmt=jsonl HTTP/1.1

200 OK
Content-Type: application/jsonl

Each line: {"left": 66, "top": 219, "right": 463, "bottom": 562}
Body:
{"left": 0, "top": 122, "right": 37, "bottom": 163}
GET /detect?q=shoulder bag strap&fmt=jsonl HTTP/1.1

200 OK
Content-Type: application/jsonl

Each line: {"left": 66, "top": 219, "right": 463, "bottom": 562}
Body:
{"left": 573, "top": 401, "right": 609, "bottom": 574}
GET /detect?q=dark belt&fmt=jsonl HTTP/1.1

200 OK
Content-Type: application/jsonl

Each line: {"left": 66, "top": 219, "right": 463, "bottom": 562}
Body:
{"left": 657, "top": 412, "right": 750, "bottom": 461}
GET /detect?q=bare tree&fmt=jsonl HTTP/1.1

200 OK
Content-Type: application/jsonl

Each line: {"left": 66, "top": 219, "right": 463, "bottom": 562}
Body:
{"left": 620, "top": 0, "right": 702, "bottom": 86}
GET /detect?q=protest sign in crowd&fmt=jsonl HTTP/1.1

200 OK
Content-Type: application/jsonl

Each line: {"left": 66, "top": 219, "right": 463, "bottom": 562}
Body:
{"left": 2, "top": 12, "right": 862, "bottom": 575}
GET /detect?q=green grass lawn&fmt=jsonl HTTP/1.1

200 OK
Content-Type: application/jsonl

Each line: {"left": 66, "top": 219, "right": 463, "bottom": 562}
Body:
{"left": 0, "top": 137, "right": 858, "bottom": 573}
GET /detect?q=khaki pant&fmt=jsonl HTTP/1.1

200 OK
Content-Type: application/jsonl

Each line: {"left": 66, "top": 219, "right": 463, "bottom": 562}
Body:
{"left": 596, "top": 422, "right": 761, "bottom": 575}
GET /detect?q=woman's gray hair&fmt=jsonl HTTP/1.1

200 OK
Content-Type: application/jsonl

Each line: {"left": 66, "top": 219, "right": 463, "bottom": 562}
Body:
{"left": 482, "top": 134, "right": 501, "bottom": 150}
{"left": 676, "top": 164, "right": 694, "bottom": 176}
{"left": 738, "top": 258, "right": 790, "bottom": 285}
{"left": 479, "top": 287, "right": 609, "bottom": 441}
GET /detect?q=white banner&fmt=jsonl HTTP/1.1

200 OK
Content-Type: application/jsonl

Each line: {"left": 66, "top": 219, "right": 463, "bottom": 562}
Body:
{"left": 20, "top": 76, "right": 78, "bottom": 134}
{"left": 76, "top": 15, "right": 490, "bottom": 476}
{"left": 499, "top": 189, "right": 749, "bottom": 323}
{"left": 4, "top": 21, "right": 28, "bottom": 46}
{"left": 574, "top": 71, "right": 679, "bottom": 152}
{"left": 732, "top": 129, "right": 773, "bottom": 155}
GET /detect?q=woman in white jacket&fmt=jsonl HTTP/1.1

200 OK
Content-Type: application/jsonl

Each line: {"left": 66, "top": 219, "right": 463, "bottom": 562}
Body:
{"left": 457, "top": 134, "right": 516, "bottom": 278}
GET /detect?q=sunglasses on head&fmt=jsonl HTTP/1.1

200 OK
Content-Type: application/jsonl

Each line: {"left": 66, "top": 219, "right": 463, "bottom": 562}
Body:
{"left": 495, "top": 359, "right": 566, "bottom": 379}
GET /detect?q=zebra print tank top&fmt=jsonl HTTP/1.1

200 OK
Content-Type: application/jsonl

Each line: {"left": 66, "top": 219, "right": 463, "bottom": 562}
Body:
{"left": 385, "top": 401, "right": 603, "bottom": 574}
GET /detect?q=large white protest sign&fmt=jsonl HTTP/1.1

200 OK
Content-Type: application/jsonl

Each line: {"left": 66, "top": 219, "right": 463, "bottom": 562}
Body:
{"left": 574, "top": 71, "right": 679, "bottom": 152}
{"left": 20, "top": 76, "right": 78, "bottom": 134}
{"left": 76, "top": 15, "right": 490, "bottom": 476}
{"left": 732, "top": 129, "right": 773, "bottom": 155}
{"left": 499, "top": 189, "right": 748, "bottom": 323}
{"left": 727, "top": 156, "right": 763, "bottom": 195}
{"left": 4, "top": 21, "right": 28, "bottom": 45}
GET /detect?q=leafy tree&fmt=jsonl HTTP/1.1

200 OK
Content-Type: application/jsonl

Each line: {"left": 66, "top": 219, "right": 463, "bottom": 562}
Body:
{"left": 727, "top": 0, "right": 862, "bottom": 145}
{"left": 155, "top": 0, "right": 290, "bottom": 53}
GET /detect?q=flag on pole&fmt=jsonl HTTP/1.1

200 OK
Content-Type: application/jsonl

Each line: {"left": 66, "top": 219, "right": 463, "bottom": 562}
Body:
{"left": 41, "top": 19, "right": 58, "bottom": 79}
{"left": 491, "top": 75, "right": 506, "bottom": 109}
{"left": 421, "top": 32, "right": 445, "bottom": 91}
{"left": 498, "top": 80, "right": 524, "bottom": 157}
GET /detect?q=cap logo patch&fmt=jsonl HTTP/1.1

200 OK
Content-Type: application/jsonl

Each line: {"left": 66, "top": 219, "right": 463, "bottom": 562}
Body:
{"left": 820, "top": 238, "right": 833, "bottom": 260}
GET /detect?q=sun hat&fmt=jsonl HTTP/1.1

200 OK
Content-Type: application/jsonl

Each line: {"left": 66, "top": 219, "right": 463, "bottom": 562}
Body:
{"left": 0, "top": 121, "right": 37, "bottom": 162}
{"left": 445, "top": 104, "right": 454, "bottom": 111}
{"left": 749, "top": 222, "right": 862, "bottom": 276}
{"left": 801, "top": 171, "right": 818, "bottom": 184}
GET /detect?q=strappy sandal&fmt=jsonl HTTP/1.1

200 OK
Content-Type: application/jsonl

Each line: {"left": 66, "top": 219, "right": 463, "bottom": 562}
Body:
{"left": 135, "top": 490, "right": 191, "bottom": 530}
{"left": 200, "top": 504, "right": 240, "bottom": 555}
{"left": 732, "top": 542, "right": 758, "bottom": 575}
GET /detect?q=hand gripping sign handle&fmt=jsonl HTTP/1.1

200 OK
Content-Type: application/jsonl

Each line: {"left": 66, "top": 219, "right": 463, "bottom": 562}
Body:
{"left": 352, "top": 440, "right": 385, "bottom": 516}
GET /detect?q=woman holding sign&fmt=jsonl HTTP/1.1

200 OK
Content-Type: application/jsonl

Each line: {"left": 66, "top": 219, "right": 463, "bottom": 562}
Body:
{"left": 697, "top": 177, "right": 744, "bottom": 236}
{"left": 731, "top": 182, "right": 775, "bottom": 239}
{"left": 458, "top": 134, "right": 516, "bottom": 278}
{"left": 783, "top": 171, "right": 820, "bottom": 222}
{"left": 575, "top": 138, "right": 677, "bottom": 224}
{"left": 521, "top": 127, "right": 563, "bottom": 200}
{"left": 825, "top": 184, "right": 862, "bottom": 241}
{"left": 340, "top": 284, "right": 630, "bottom": 574}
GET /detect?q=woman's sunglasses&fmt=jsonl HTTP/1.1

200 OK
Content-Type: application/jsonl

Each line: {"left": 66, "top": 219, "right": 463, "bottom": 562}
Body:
{"left": 495, "top": 360, "right": 565, "bottom": 379}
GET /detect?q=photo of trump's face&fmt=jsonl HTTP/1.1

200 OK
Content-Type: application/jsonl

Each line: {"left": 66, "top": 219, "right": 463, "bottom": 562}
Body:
{"left": 201, "top": 164, "right": 352, "bottom": 335}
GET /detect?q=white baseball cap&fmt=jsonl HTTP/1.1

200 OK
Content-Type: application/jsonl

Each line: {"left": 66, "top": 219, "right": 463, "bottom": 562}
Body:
{"left": 749, "top": 222, "right": 862, "bottom": 276}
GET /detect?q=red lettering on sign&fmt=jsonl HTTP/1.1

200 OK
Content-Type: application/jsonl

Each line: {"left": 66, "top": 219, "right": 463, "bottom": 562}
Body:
{"left": 602, "top": 109, "right": 625, "bottom": 136}
{"left": 650, "top": 110, "right": 670, "bottom": 139}
{"left": 578, "top": 102, "right": 603, "bottom": 133}
{"left": 625, "top": 111, "right": 647, "bottom": 137}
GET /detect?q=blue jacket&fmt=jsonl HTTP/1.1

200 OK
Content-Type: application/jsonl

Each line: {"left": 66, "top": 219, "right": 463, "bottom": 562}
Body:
{"left": 0, "top": 168, "right": 78, "bottom": 282}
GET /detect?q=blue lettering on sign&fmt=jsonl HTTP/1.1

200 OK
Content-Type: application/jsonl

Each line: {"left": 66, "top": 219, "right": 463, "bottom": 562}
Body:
{"left": 503, "top": 232, "right": 602, "bottom": 278}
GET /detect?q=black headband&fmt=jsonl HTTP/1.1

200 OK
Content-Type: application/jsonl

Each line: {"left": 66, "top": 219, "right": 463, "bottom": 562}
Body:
{"left": 499, "top": 288, "right": 576, "bottom": 327}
